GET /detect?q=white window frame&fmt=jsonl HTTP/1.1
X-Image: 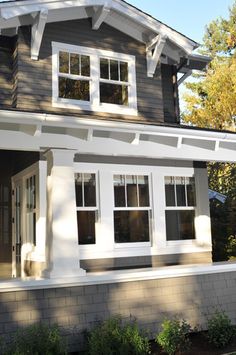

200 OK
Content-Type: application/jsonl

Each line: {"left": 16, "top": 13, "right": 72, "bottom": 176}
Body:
{"left": 164, "top": 175, "right": 196, "bottom": 242}
{"left": 75, "top": 171, "right": 99, "bottom": 245}
{"left": 113, "top": 173, "right": 152, "bottom": 248}
{"left": 52, "top": 42, "right": 138, "bottom": 116}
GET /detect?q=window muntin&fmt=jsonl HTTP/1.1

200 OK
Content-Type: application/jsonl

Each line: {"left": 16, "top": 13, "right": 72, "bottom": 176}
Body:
{"left": 100, "top": 58, "right": 129, "bottom": 106}
{"left": 165, "top": 176, "right": 196, "bottom": 241}
{"left": 113, "top": 174, "right": 151, "bottom": 243}
{"left": 26, "top": 175, "right": 36, "bottom": 246}
{"left": 52, "top": 43, "right": 137, "bottom": 115}
{"left": 75, "top": 173, "right": 97, "bottom": 245}
{"left": 58, "top": 51, "right": 90, "bottom": 102}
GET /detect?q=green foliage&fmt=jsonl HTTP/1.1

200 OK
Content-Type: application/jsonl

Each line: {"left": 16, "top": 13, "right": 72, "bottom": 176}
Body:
{"left": 156, "top": 318, "right": 191, "bottom": 355}
{"left": 207, "top": 310, "right": 235, "bottom": 348}
{"left": 5, "top": 323, "right": 67, "bottom": 355}
{"left": 87, "top": 316, "right": 150, "bottom": 355}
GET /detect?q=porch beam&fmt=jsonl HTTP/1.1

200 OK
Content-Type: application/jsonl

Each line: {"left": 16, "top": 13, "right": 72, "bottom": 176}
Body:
{"left": 92, "top": 4, "right": 110, "bottom": 30}
{"left": 146, "top": 35, "right": 167, "bottom": 77}
{"left": 31, "top": 9, "right": 48, "bottom": 60}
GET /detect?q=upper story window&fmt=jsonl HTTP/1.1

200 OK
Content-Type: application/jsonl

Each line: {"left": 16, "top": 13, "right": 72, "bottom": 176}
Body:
{"left": 52, "top": 42, "right": 137, "bottom": 116}
{"left": 165, "top": 176, "right": 196, "bottom": 241}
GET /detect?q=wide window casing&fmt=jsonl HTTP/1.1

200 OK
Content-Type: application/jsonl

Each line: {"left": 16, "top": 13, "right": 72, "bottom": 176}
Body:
{"left": 52, "top": 42, "right": 138, "bottom": 115}
{"left": 113, "top": 174, "right": 151, "bottom": 244}
{"left": 165, "top": 176, "right": 196, "bottom": 241}
{"left": 75, "top": 173, "right": 97, "bottom": 245}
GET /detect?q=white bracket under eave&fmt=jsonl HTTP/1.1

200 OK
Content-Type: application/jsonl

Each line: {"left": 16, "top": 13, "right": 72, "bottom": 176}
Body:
{"left": 92, "top": 4, "right": 110, "bottom": 30}
{"left": 146, "top": 34, "right": 167, "bottom": 77}
{"left": 31, "top": 9, "right": 48, "bottom": 60}
{"left": 178, "top": 70, "right": 192, "bottom": 86}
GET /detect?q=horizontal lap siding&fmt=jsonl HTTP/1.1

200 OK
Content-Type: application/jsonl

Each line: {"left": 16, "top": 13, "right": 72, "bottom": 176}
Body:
{"left": 0, "top": 37, "right": 14, "bottom": 108}
{"left": 16, "top": 20, "right": 166, "bottom": 124}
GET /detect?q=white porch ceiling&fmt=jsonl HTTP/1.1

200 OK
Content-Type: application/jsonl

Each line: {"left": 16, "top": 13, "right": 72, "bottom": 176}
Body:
{"left": 0, "top": 110, "right": 235, "bottom": 163}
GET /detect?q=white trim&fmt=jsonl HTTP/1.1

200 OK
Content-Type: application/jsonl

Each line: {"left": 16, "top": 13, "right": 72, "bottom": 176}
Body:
{"left": 52, "top": 41, "right": 138, "bottom": 116}
{"left": 0, "top": 262, "right": 236, "bottom": 292}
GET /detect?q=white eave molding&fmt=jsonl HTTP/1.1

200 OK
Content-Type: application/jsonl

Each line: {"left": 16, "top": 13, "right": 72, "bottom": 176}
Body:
{"left": 0, "top": 0, "right": 198, "bottom": 68}
{"left": 0, "top": 110, "right": 235, "bottom": 163}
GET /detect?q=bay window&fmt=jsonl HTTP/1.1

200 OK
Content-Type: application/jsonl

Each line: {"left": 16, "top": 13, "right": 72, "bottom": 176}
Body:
{"left": 52, "top": 42, "right": 137, "bottom": 115}
{"left": 113, "top": 174, "right": 151, "bottom": 243}
{"left": 165, "top": 176, "right": 196, "bottom": 241}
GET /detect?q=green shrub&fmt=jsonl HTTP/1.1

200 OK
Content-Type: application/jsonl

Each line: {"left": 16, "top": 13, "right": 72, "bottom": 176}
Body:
{"left": 156, "top": 318, "right": 191, "bottom": 355}
{"left": 88, "top": 315, "right": 150, "bottom": 355}
{"left": 6, "top": 323, "right": 67, "bottom": 355}
{"left": 207, "top": 310, "right": 235, "bottom": 348}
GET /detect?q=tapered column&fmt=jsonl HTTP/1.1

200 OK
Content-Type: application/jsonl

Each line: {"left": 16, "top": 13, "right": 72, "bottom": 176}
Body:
{"left": 44, "top": 149, "right": 85, "bottom": 278}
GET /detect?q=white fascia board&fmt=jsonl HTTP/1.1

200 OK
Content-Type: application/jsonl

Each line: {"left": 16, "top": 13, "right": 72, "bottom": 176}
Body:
{"left": 0, "top": 109, "right": 236, "bottom": 145}
{"left": 0, "top": 0, "right": 198, "bottom": 54}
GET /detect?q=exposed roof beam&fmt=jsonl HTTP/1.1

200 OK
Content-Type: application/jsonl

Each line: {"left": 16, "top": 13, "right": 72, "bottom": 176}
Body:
{"left": 19, "top": 124, "right": 42, "bottom": 136}
{"left": 146, "top": 35, "right": 167, "bottom": 77}
{"left": 31, "top": 9, "right": 48, "bottom": 60}
{"left": 92, "top": 4, "right": 110, "bottom": 30}
{"left": 178, "top": 69, "right": 192, "bottom": 86}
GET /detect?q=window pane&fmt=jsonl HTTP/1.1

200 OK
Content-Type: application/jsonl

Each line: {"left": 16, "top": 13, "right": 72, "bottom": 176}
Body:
{"left": 114, "top": 175, "right": 126, "bottom": 207}
{"left": 138, "top": 175, "right": 149, "bottom": 207}
{"left": 70, "top": 53, "right": 80, "bottom": 75}
{"left": 59, "top": 51, "right": 69, "bottom": 73}
{"left": 176, "top": 177, "right": 186, "bottom": 206}
{"left": 75, "top": 174, "right": 83, "bottom": 207}
{"left": 165, "top": 176, "right": 175, "bottom": 206}
{"left": 110, "top": 60, "right": 119, "bottom": 81}
{"left": 126, "top": 175, "right": 138, "bottom": 207}
{"left": 81, "top": 55, "right": 90, "bottom": 77}
{"left": 100, "top": 83, "right": 128, "bottom": 105}
{"left": 120, "top": 61, "right": 128, "bottom": 82}
{"left": 166, "top": 210, "right": 195, "bottom": 241}
{"left": 100, "top": 58, "right": 109, "bottom": 79}
{"left": 59, "top": 77, "right": 90, "bottom": 101}
{"left": 84, "top": 173, "right": 96, "bottom": 207}
{"left": 186, "top": 177, "right": 196, "bottom": 206}
{"left": 114, "top": 210, "right": 149, "bottom": 243}
{"left": 77, "top": 211, "right": 95, "bottom": 245}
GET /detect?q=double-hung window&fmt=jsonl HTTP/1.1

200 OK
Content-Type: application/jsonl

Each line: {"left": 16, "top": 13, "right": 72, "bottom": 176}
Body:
{"left": 165, "top": 176, "right": 196, "bottom": 241}
{"left": 113, "top": 174, "right": 151, "bottom": 244}
{"left": 52, "top": 42, "right": 137, "bottom": 115}
{"left": 75, "top": 173, "right": 97, "bottom": 245}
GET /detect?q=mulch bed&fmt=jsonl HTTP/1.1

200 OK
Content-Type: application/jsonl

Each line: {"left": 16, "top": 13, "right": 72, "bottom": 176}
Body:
{"left": 150, "top": 331, "right": 236, "bottom": 355}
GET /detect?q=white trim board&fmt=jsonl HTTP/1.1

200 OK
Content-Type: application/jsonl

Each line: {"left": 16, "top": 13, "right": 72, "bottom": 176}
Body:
{"left": 1, "top": 262, "right": 236, "bottom": 292}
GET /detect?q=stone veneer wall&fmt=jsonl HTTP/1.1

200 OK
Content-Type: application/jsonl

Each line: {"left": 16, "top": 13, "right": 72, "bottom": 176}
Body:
{"left": 0, "top": 271, "right": 236, "bottom": 352}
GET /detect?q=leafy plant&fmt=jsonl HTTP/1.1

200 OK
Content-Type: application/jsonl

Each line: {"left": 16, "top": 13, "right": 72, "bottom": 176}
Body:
{"left": 207, "top": 310, "right": 235, "bottom": 348}
{"left": 88, "top": 315, "right": 150, "bottom": 355}
{"left": 156, "top": 318, "right": 191, "bottom": 355}
{"left": 6, "top": 323, "right": 67, "bottom": 355}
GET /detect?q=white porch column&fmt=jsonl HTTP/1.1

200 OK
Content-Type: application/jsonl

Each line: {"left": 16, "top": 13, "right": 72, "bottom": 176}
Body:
{"left": 194, "top": 167, "right": 212, "bottom": 247}
{"left": 44, "top": 149, "right": 86, "bottom": 278}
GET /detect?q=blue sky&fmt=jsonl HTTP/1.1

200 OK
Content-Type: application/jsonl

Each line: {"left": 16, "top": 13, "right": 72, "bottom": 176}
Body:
{"left": 128, "top": 0, "right": 235, "bottom": 43}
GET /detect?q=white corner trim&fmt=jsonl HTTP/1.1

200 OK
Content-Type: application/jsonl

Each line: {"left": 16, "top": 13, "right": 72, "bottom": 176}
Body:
{"left": 31, "top": 9, "right": 48, "bottom": 60}
{"left": 146, "top": 35, "right": 167, "bottom": 77}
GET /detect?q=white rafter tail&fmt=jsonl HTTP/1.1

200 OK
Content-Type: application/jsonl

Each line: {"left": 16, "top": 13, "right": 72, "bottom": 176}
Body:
{"left": 87, "top": 128, "right": 93, "bottom": 141}
{"left": 178, "top": 70, "right": 192, "bottom": 86}
{"left": 131, "top": 132, "right": 140, "bottom": 145}
{"left": 146, "top": 34, "right": 167, "bottom": 77}
{"left": 177, "top": 136, "right": 182, "bottom": 149}
{"left": 214, "top": 140, "right": 220, "bottom": 151}
{"left": 31, "top": 9, "right": 48, "bottom": 60}
{"left": 92, "top": 4, "right": 110, "bottom": 30}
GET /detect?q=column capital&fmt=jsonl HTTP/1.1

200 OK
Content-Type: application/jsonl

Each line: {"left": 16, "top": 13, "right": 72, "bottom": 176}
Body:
{"left": 44, "top": 148, "right": 77, "bottom": 167}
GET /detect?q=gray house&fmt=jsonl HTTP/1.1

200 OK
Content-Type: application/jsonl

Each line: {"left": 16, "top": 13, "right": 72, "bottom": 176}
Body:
{"left": 0, "top": 0, "right": 236, "bottom": 349}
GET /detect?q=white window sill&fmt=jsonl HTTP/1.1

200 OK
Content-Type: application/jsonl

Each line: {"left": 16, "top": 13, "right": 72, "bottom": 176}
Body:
{"left": 52, "top": 99, "right": 138, "bottom": 116}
